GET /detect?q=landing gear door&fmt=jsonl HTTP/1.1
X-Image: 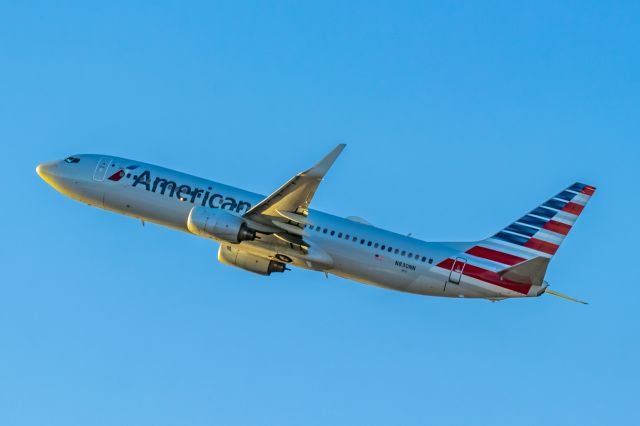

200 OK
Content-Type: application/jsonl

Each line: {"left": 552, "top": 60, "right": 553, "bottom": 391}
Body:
{"left": 93, "top": 157, "right": 112, "bottom": 181}
{"left": 448, "top": 257, "right": 467, "bottom": 284}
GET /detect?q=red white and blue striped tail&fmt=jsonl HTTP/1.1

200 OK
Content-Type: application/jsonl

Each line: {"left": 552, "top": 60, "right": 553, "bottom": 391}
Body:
{"left": 479, "top": 182, "right": 596, "bottom": 262}
{"left": 434, "top": 182, "right": 595, "bottom": 297}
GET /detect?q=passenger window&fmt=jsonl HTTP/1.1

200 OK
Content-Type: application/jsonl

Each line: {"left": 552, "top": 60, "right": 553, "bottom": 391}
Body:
{"left": 415, "top": 254, "right": 420, "bottom": 259}
{"left": 345, "top": 234, "right": 349, "bottom": 240}
{"left": 374, "top": 243, "right": 379, "bottom": 248}
{"left": 381, "top": 245, "right": 386, "bottom": 250}
{"left": 323, "top": 228, "right": 328, "bottom": 234}
{"left": 353, "top": 236, "right": 357, "bottom": 242}
{"left": 367, "top": 241, "right": 372, "bottom": 247}
{"left": 421, "top": 256, "right": 426, "bottom": 262}
{"left": 429, "top": 259, "right": 433, "bottom": 264}
{"left": 330, "top": 230, "right": 335, "bottom": 236}
{"left": 338, "top": 232, "right": 342, "bottom": 238}
{"left": 387, "top": 247, "right": 392, "bottom": 252}
{"left": 401, "top": 251, "right": 406, "bottom": 256}
{"left": 394, "top": 248, "right": 399, "bottom": 254}
{"left": 360, "top": 239, "right": 365, "bottom": 244}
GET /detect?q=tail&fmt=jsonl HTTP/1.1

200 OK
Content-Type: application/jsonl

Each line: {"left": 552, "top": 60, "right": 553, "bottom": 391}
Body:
{"left": 455, "top": 183, "right": 596, "bottom": 296}
{"left": 485, "top": 182, "right": 596, "bottom": 259}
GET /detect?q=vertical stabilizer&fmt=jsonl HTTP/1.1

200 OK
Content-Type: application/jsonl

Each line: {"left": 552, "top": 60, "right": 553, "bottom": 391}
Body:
{"left": 435, "top": 183, "right": 596, "bottom": 297}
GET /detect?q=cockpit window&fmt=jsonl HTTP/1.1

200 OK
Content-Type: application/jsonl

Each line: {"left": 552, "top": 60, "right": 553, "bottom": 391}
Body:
{"left": 64, "top": 157, "right": 80, "bottom": 163}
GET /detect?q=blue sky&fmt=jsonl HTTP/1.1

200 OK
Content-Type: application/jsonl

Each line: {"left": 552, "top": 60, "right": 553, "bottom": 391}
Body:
{"left": 1, "top": 1, "right": 638, "bottom": 425}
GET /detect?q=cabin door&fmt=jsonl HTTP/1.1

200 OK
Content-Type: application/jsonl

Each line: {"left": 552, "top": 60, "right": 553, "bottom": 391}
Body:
{"left": 93, "top": 157, "right": 112, "bottom": 181}
{"left": 448, "top": 257, "right": 467, "bottom": 284}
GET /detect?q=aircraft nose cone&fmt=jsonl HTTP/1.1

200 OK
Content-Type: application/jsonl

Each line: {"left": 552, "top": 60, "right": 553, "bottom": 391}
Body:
{"left": 36, "top": 160, "right": 60, "bottom": 183}
{"left": 36, "top": 163, "right": 46, "bottom": 178}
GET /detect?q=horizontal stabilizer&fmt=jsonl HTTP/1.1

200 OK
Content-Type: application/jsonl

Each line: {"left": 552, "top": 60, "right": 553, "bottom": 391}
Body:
{"left": 498, "top": 256, "right": 550, "bottom": 286}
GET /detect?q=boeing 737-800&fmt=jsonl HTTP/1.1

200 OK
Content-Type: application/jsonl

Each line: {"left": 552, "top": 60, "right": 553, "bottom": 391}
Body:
{"left": 37, "top": 145, "right": 595, "bottom": 302}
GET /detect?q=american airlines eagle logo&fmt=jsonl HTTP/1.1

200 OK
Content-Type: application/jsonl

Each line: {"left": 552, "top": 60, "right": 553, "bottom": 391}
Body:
{"left": 108, "top": 169, "right": 125, "bottom": 181}
{"left": 108, "top": 164, "right": 139, "bottom": 182}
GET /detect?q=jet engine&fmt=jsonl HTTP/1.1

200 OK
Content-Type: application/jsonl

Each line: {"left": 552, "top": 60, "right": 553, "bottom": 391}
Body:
{"left": 187, "top": 206, "right": 256, "bottom": 243}
{"left": 218, "top": 245, "right": 287, "bottom": 276}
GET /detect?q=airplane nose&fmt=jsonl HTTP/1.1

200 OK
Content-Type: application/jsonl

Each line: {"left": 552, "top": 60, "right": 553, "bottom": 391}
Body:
{"left": 36, "top": 160, "right": 60, "bottom": 183}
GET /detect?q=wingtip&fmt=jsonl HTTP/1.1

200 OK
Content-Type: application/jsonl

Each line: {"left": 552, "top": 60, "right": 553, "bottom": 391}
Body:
{"left": 307, "top": 144, "right": 346, "bottom": 177}
{"left": 332, "top": 143, "right": 347, "bottom": 155}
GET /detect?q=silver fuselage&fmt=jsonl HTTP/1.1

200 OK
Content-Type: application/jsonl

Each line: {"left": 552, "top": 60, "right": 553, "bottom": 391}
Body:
{"left": 37, "top": 154, "right": 526, "bottom": 299}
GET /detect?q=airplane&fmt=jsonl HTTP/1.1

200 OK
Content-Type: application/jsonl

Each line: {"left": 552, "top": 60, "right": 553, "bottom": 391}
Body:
{"left": 36, "top": 145, "right": 595, "bottom": 303}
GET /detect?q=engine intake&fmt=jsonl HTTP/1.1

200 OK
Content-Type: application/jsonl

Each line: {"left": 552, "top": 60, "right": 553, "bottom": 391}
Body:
{"left": 187, "top": 206, "right": 256, "bottom": 243}
{"left": 218, "top": 245, "right": 287, "bottom": 276}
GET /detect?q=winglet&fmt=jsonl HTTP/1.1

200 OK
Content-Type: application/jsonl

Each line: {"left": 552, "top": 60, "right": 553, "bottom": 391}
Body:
{"left": 305, "top": 144, "right": 346, "bottom": 178}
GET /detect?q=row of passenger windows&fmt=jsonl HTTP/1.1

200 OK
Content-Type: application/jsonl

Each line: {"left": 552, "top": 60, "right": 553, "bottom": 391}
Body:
{"left": 306, "top": 224, "right": 433, "bottom": 264}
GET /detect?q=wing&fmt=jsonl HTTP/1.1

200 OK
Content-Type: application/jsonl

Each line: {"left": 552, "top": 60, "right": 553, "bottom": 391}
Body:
{"left": 243, "top": 144, "right": 345, "bottom": 247}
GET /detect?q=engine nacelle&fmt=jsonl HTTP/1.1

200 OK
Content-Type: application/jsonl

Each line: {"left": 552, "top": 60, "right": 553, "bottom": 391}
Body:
{"left": 218, "top": 245, "right": 287, "bottom": 276}
{"left": 187, "top": 206, "right": 256, "bottom": 243}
